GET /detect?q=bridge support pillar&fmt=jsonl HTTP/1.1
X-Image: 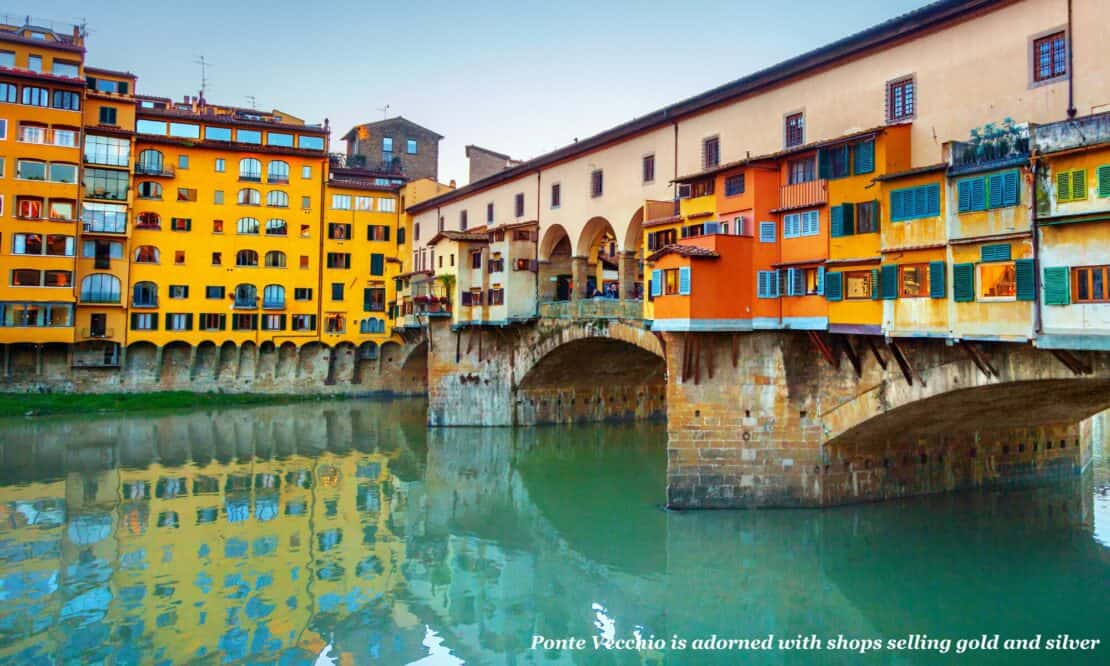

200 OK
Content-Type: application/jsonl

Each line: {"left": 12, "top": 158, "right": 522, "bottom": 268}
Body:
{"left": 570, "top": 255, "right": 588, "bottom": 300}
{"left": 618, "top": 251, "right": 639, "bottom": 299}
{"left": 425, "top": 317, "right": 515, "bottom": 426}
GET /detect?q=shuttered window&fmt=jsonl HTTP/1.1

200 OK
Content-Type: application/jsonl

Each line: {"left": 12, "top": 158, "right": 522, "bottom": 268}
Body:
{"left": 370, "top": 253, "right": 385, "bottom": 276}
{"left": 928, "top": 261, "right": 946, "bottom": 299}
{"left": 759, "top": 221, "right": 776, "bottom": 243}
{"left": 890, "top": 184, "right": 940, "bottom": 221}
{"left": 1015, "top": 259, "right": 1036, "bottom": 301}
{"left": 783, "top": 210, "right": 819, "bottom": 238}
{"left": 1056, "top": 169, "right": 1087, "bottom": 202}
{"left": 880, "top": 264, "right": 899, "bottom": 300}
{"left": 678, "top": 267, "right": 691, "bottom": 295}
{"left": 650, "top": 270, "right": 662, "bottom": 298}
{"left": 824, "top": 272, "right": 843, "bottom": 301}
{"left": 980, "top": 244, "right": 1012, "bottom": 263}
{"left": 1098, "top": 165, "right": 1110, "bottom": 198}
{"left": 757, "top": 270, "right": 779, "bottom": 298}
{"left": 958, "top": 170, "right": 1019, "bottom": 212}
{"left": 1043, "top": 267, "right": 1070, "bottom": 305}
{"left": 953, "top": 263, "right": 975, "bottom": 302}
{"left": 854, "top": 141, "right": 875, "bottom": 175}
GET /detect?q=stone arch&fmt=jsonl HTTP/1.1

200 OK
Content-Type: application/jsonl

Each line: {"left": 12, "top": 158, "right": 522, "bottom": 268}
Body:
{"left": 539, "top": 224, "right": 571, "bottom": 262}
{"left": 192, "top": 341, "right": 219, "bottom": 382}
{"left": 575, "top": 216, "right": 616, "bottom": 258}
{"left": 397, "top": 340, "right": 428, "bottom": 393}
{"left": 124, "top": 342, "right": 158, "bottom": 385}
{"left": 161, "top": 341, "right": 193, "bottom": 385}
{"left": 275, "top": 341, "right": 298, "bottom": 380}
{"left": 216, "top": 341, "right": 239, "bottom": 380}
{"left": 333, "top": 341, "right": 358, "bottom": 384}
{"left": 237, "top": 341, "right": 258, "bottom": 381}
{"left": 623, "top": 206, "right": 645, "bottom": 253}
{"left": 256, "top": 341, "right": 279, "bottom": 382}
{"left": 539, "top": 224, "right": 574, "bottom": 302}
{"left": 576, "top": 216, "right": 619, "bottom": 299}
{"left": 297, "top": 341, "right": 327, "bottom": 381}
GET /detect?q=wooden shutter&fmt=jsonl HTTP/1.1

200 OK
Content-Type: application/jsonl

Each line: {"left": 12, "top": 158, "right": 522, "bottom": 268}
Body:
{"left": 818, "top": 149, "right": 831, "bottom": 180}
{"left": 870, "top": 268, "right": 880, "bottom": 300}
{"left": 825, "top": 272, "right": 843, "bottom": 301}
{"left": 1015, "top": 259, "right": 1035, "bottom": 301}
{"left": 678, "top": 267, "right": 691, "bottom": 295}
{"left": 650, "top": 270, "right": 662, "bottom": 297}
{"left": 759, "top": 221, "right": 776, "bottom": 243}
{"left": 816, "top": 266, "right": 825, "bottom": 295}
{"left": 704, "top": 221, "right": 719, "bottom": 234}
{"left": 854, "top": 140, "right": 875, "bottom": 175}
{"left": 842, "top": 203, "right": 855, "bottom": 235}
{"left": 1098, "top": 165, "right": 1110, "bottom": 198}
{"left": 953, "top": 263, "right": 975, "bottom": 302}
{"left": 830, "top": 205, "right": 845, "bottom": 237}
{"left": 1056, "top": 170, "right": 1072, "bottom": 202}
{"left": 928, "top": 261, "right": 946, "bottom": 299}
{"left": 987, "top": 173, "right": 1004, "bottom": 209}
{"left": 1042, "top": 266, "right": 1070, "bottom": 305}
{"left": 218, "top": 314, "right": 227, "bottom": 330}
{"left": 370, "top": 253, "right": 384, "bottom": 275}
{"left": 1001, "top": 170, "right": 1019, "bottom": 207}
{"left": 969, "top": 178, "right": 986, "bottom": 211}
{"left": 881, "top": 264, "right": 899, "bottom": 300}
{"left": 980, "top": 243, "right": 1011, "bottom": 263}
{"left": 957, "top": 180, "right": 972, "bottom": 213}
{"left": 1071, "top": 169, "right": 1087, "bottom": 200}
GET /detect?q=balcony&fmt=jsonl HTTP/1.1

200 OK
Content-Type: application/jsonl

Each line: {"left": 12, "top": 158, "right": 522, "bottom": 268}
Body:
{"left": 777, "top": 179, "right": 827, "bottom": 212}
{"left": 949, "top": 121, "right": 1030, "bottom": 175}
{"left": 539, "top": 298, "right": 643, "bottom": 320}
{"left": 1032, "top": 113, "right": 1110, "bottom": 155}
{"left": 83, "top": 220, "right": 127, "bottom": 234}
{"left": 79, "top": 327, "right": 114, "bottom": 339}
{"left": 135, "top": 163, "right": 175, "bottom": 178}
{"left": 80, "top": 293, "right": 121, "bottom": 305}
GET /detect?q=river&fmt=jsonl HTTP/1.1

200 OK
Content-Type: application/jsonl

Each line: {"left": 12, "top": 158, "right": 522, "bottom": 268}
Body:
{"left": 0, "top": 399, "right": 1105, "bottom": 665}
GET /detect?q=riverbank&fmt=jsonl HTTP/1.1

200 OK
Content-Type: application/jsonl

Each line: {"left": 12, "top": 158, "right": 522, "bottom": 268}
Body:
{"left": 0, "top": 391, "right": 351, "bottom": 418}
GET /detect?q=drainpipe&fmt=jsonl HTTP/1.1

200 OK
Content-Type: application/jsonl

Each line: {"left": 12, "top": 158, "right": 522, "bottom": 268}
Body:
{"left": 1067, "top": 0, "right": 1076, "bottom": 118}
{"left": 1032, "top": 157, "right": 1043, "bottom": 336}
{"left": 534, "top": 171, "right": 540, "bottom": 318}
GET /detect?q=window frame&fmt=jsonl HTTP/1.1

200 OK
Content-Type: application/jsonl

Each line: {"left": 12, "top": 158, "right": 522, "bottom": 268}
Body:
{"left": 1030, "top": 29, "right": 1068, "bottom": 86}
{"left": 886, "top": 75, "right": 916, "bottom": 122}
{"left": 898, "top": 263, "right": 930, "bottom": 298}
{"left": 784, "top": 111, "right": 805, "bottom": 148}
{"left": 1072, "top": 265, "right": 1109, "bottom": 303}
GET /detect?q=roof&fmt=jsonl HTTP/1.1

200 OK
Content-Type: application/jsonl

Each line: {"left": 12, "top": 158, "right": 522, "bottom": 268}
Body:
{"left": 647, "top": 244, "right": 720, "bottom": 262}
{"left": 85, "top": 65, "right": 137, "bottom": 80}
{"left": 874, "top": 162, "right": 948, "bottom": 181}
{"left": 643, "top": 215, "right": 683, "bottom": 229}
{"left": 466, "top": 144, "right": 514, "bottom": 161}
{"left": 427, "top": 230, "right": 490, "bottom": 245}
{"left": 408, "top": 0, "right": 1003, "bottom": 213}
{"left": 342, "top": 116, "right": 445, "bottom": 142}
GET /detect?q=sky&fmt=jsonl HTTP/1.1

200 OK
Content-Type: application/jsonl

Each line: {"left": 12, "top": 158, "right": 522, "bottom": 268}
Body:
{"left": 35, "top": 0, "right": 931, "bottom": 185}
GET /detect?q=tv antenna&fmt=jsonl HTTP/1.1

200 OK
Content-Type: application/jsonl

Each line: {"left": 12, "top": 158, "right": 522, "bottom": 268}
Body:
{"left": 246, "top": 95, "right": 258, "bottom": 110}
{"left": 377, "top": 104, "right": 390, "bottom": 120}
{"left": 193, "top": 55, "right": 211, "bottom": 98}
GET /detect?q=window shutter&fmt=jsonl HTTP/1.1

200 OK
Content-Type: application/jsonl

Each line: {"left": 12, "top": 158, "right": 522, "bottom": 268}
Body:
{"left": 704, "top": 221, "right": 719, "bottom": 234}
{"left": 1098, "top": 165, "right": 1110, "bottom": 198}
{"left": 881, "top": 264, "right": 899, "bottom": 300}
{"left": 363, "top": 288, "right": 372, "bottom": 311}
{"left": 825, "top": 272, "right": 843, "bottom": 301}
{"left": 805, "top": 210, "right": 819, "bottom": 236}
{"left": 842, "top": 203, "right": 854, "bottom": 235}
{"left": 980, "top": 243, "right": 1011, "bottom": 263}
{"left": 987, "top": 173, "right": 1004, "bottom": 209}
{"left": 928, "top": 261, "right": 946, "bottom": 299}
{"left": 818, "top": 149, "right": 831, "bottom": 180}
{"left": 759, "top": 221, "right": 776, "bottom": 243}
{"left": 777, "top": 269, "right": 786, "bottom": 298}
{"left": 854, "top": 140, "right": 874, "bottom": 175}
{"left": 816, "top": 266, "right": 825, "bottom": 295}
{"left": 757, "top": 271, "right": 767, "bottom": 298}
{"left": 1001, "top": 170, "right": 1019, "bottom": 207}
{"left": 870, "top": 268, "right": 880, "bottom": 300}
{"left": 370, "top": 253, "right": 384, "bottom": 275}
{"left": 219, "top": 314, "right": 227, "bottom": 330}
{"left": 830, "top": 205, "right": 845, "bottom": 237}
{"left": 953, "top": 263, "right": 975, "bottom": 302}
{"left": 970, "top": 178, "right": 986, "bottom": 211}
{"left": 678, "top": 266, "right": 691, "bottom": 295}
{"left": 650, "top": 270, "right": 662, "bottom": 297}
{"left": 130, "top": 313, "right": 138, "bottom": 329}
{"left": 383, "top": 226, "right": 390, "bottom": 242}
{"left": 1056, "top": 170, "right": 1072, "bottom": 202}
{"left": 1042, "top": 266, "right": 1070, "bottom": 305}
{"left": 1071, "top": 169, "right": 1087, "bottom": 200}
{"left": 957, "top": 181, "right": 972, "bottom": 213}
{"left": 1015, "top": 258, "right": 1035, "bottom": 301}
{"left": 891, "top": 190, "right": 906, "bottom": 221}
{"left": 793, "top": 268, "right": 806, "bottom": 296}
{"left": 185, "top": 314, "right": 193, "bottom": 330}
{"left": 869, "top": 200, "right": 880, "bottom": 231}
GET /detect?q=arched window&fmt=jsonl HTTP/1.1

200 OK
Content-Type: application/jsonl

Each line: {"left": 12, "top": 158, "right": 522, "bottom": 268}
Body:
{"left": 264, "top": 251, "right": 286, "bottom": 268}
{"left": 263, "top": 284, "right": 285, "bottom": 309}
{"left": 134, "top": 245, "right": 160, "bottom": 263}
{"left": 136, "top": 212, "right": 161, "bottom": 230}
{"left": 266, "top": 190, "right": 289, "bottom": 208}
{"left": 233, "top": 283, "right": 257, "bottom": 308}
{"left": 80, "top": 273, "right": 121, "bottom": 303}
{"left": 237, "top": 217, "right": 260, "bottom": 235}
{"left": 239, "top": 158, "right": 262, "bottom": 181}
{"left": 236, "top": 249, "right": 258, "bottom": 267}
{"left": 267, "top": 160, "right": 289, "bottom": 183}
{"left": 132, "top": 281, "right": 157, "bottom": 307}
{"left": 360, "top": 318, "right": 385, "bottom": 334}
{"left": 137, "top": 181, "right": 162, "bottom": 199}
{"left": 137, "top": 149, "right": 164, "bottom": 175}
{"left": 265, "top": 219, "right": 287, "bottom": 236}
{"left": 238, "top": 188, "right": 260, "bottom": 206}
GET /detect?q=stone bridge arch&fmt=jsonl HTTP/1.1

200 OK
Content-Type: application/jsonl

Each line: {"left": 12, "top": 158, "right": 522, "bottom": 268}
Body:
{"left": 511, "top": 318, "right": 663, "bottom": 389}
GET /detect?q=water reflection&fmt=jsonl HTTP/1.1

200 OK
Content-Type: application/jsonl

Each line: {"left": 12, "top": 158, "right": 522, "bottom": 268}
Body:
{"left": 0, "top": 401, "right": 1105, "bottom": 665}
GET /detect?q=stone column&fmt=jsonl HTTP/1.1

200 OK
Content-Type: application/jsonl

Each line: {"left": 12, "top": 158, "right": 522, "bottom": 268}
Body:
{"left": 618, "top": 251, "right": 639, "bottom": 300}
{"left": 536, "top": 261, "right": 555, "bottom": 302}
{"left": 570, "top": 256, "right": 588, "bottom": 301}
{"left": 425, "top": 317, "right": 514, "bottom": 427}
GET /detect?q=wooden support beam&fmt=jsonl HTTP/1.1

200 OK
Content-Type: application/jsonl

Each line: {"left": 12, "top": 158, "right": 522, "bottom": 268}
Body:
{"left": 455, "top": 330, "right": 461, "bottom": 364}
{"left": 840, "top": 336, "right": 862, "bottom": 378}
{"left": 866, "top": 336, "right": 888, "bottom": 370}
{"left": 692, "top": 335, "right": 701, "bottom": 386}
{"left": 478, "top": 329, "right": 483, "bottom": 363}
{"left": 731, "top": 334, "right": 739, "bottom": 368}
{"left": 1050, "top": 349, "right": 1092, "bottom": 376}
{"left": 807, "top": 331, "right": 839, "bottom": 370}
{"left": 959, "top": 341, "right": 998, "bottom": 379}
{"left": 466, "top": 329, "right": 474, "bottom": 355}
{"left": 705, "top": 335, "right": 715, "bottom": 380}
{"left": 888, "top": 340, "right": 924, "bottom": 387}
{"left": 681, "top": 333, "right": 691, "bottom": 383}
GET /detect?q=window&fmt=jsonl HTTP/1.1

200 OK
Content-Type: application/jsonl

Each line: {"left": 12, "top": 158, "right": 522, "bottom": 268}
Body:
{"left": 783, "top": 210, "right": 819, "bottom": 238}
{"left": 177, "top": 188, "right": 197, "bottom": 202}
{"left": 168, "top": 122, "right": 199, "bottom": 139}
{"left": 177, "top": 155, "right": 188, "bottom": 169}
{"left": 232, "top": 313, "right": 257, "bottom": 330}
{"left": 1055, "top": 169, "right": 1087, "bottom": 202}
{"left": 136, "top": 149, "right": 165, "bottom": 175}
{"left": 647, "top": 229, "right": 677, "bottom": 251}
{"left": 370, "top": 253, "right": 385, "bottom": 276}
{"left": 236, "top": 249, "right": 258, "bottom": 267}
{"left": 267, "top": 190, "right": 288, "bottom": 208}
{"left": 292, "top": 314, "right": 317, "bottom": 331}
{"left": 51, "top": 91, "right": 80, "bottom": 111}
{"left": 590, "top": 169, "right": 603, "bottom": 197}
{"left": 53, "top": 60, "right": 80, "bottom": 78}
{"left": 788, "top": 158, "right": 815, "bottom": 184}
{"left": 237, "top": 217, "right": 260, "bottom": 235}
{"left": 820, "top": 145, "right": 851, "bottom": 179}
{"left": 302, "top": 196, "right": 311, "bottom": 210}
{"left": 855, "top": 200, "right": 879, "bottom": 234}
{"left": 957, "top": 170, "right": 1020, "bottom": 212}
{"left": 48, "top": 163, "right": 77, "bottom": 183}
{"left": 22, "top": 86, "right": 48, "bottom": 107}
{"left": 643, "top": 154, "right": 655, "bottom": 183}
{"left": 264, "top": 251, "right": 286, "bottom": 268}
{"left": 458, "top": 210, "right": 468, "bottom": 230}
{"left": 887, "top": 77, "right": 915, "bottom": 121}
{"left": 169, "top": 285, "right": 188, "bottom": 299}
{"left": 206, "top": 126, "right": 232, "bottom": 142}
{"left": 1073, "top": 265, "right": 1109, "bottom": 303}
{"left": 378, "top": 198, "right": 396, "bottom": 213}
{"left": 267, "top": 132, "right": 293, "bottom": 148}
{"left": 1033, "top": 31, "right": 1067, "bottom": 83}
{"left": 206, "top": 286, "right": 225, "bottom": 299}
{"left": 899, "top": 264, "right": 929, "bottom": 297}
{"left": 165, "top": 314, "right": 192, "bottom": 331}
{"left": 200, "top": 313, "right": 226, "bottom": 331}
{"left": 0, "top": 82, "right": 14, "bottom": 103}
{"left": 131, "top": 313, "right": 156, "bottom": 331}
{"left": 19, "top": 123, "right": 46, "bottom": 143}
{"left": 355, "top": 196, "right": 373, "bottom": 210}
{"left": 299, "top": 255, "right": 309, "bottom": 269}
{"left": 133, "top": 282, "right": 158, "bottom": 307}
{"left": 135, "top": 211, "right": 161, "bottom": 230}
{"left": 514, "top": 193, "right": 525, "bottom": 217}
{"left": 551, "top": 182, "right": 561, "bottom": 208}
{"left": 470, "top": 251, "right": 482, "bottom": 270}
{"left": 295, "top": 288, "right": 313, "bottom": 301}
{"left": 238, "top": 188, "right": 261, "bottom": 206}
{"left": 212, "top": 219, "right": 224, "bottom": 233}
{"left": 80, "top": 274, "right": 121, "bottom": 303}
{"left": 137, "top": 181, "right": 162, "bottom": 199}
{"left": 367, "top": 225, "right": 389, "bottom": 241}
{"left": 299, "top": 135, "right": 324, "bottom": 151}
{"left": 331, "top": 194, "right": 352, "bottom": 210}
{"left": 326, "top": 253, "right": 351, "bottom": 269}
{"left": 702, "top": 136, "right": 720, "bottom": 169}
{"left": 890, "top": 184, "right": 940, "bottom": 221}
{"left": 239, "top": 158, "right": 262, "bottom": 181}
{"left": 174, "top": 250, "right": 185, "bottom": 265}
{"left": 331, "top": 283, "right": 344, "bottom": 300}
{"left": 268, "top": 161, "right": 289, "bottom": 183}
{"left": 233, "top": 284, "right": 258, "bottom": 308}
{"left": 857, "top": 141, "right": 876, "bottom": 176}
{"left": 0, "top": 51, "right": 11, "bottom": 67}
{"left": 263, "top": 285, "right": 285, "bottom": 309}
{"left": 134, "top": 246, "right": 160, "bottom": 263}
{"left": 980, "top": 262, "right": 1017, "bottom": 299}
{"left": 16, "top": 197, "right": 42, "bottom": 219}
{"left": 170, "top": 217, "right": 191, "bottom": 232}
{"left": 328, "top": 223, "right": 351, "bottom": 240}
{"left": 28, "top": 55, "right": 42, "bottom": 73}
{"left": 406, "top": 139, "right": 417, "bottom": 154}
{"left": 16, "top": 159, "right": 45, "bottom": 180}
{"left": 237, "top": 129, "right": 262, "bottom": 144}
{"left": 785, "top": 112, "right": 804, "bottom": 148}
{"left": 48, "top": 200, "right": 75, "bottom": 221}
{"left": 212, "top": 252, "right": 222, "bottom": 265}
{"left": 363, "top": 287, "right": 385, "bottom": 312}
{"left": 724, "top": 174, "right": 745, "bottom": 196}
{"left": 845, "top": 271, "right": 874, "bottom": 300}
{"left": 53, "top": 126, "right": 77, "bottom": 146}
{"left": 302, "top": 165, "right": 312, "bottom": 179}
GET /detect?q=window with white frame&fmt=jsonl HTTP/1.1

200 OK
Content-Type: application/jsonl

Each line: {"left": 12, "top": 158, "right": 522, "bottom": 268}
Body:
{"left": 783, "top": 210, "right": 819, "bottom": 238}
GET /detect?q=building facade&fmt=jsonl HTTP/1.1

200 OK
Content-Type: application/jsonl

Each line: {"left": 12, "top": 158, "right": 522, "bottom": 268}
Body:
{"left": 341, "top": 117, "right": 442, "bottom": 181}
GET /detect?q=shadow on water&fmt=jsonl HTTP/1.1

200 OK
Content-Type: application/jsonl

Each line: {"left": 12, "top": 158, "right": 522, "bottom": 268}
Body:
{"left": 0, "top": 400, "right": 1105, "bottom": 665}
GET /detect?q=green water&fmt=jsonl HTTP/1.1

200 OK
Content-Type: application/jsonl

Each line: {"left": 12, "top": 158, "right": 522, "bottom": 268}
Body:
{"left": 0, "top": 399, "right": 1105, "bottom": 665}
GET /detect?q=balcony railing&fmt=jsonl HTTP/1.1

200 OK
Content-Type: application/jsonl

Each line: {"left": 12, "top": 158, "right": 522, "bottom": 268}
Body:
{"left": 135, "top": 164, "right": 175, "bottom": 178}
{"left": 262, "top": 300, "right": 285, "bottom": 310}
{"left": 80, "top": 293, "right": 121, "bottom": 304}
{"left": 79, "top": 327, "right": 114, "bottom": 339}
{"left": 778, "top": 179, "right": 827, "bottom": 211}
{"left": 539, "top": 298, "right": 643, "bottom": 320}
{"left": 83, "top": 220, "right": 127, "bottom": 234}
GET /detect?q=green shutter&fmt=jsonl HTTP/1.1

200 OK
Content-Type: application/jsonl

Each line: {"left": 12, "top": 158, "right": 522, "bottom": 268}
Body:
{"left": 854, "top": 140, "right": 875, "bottom": 175}
{"left": 818, "top": 149, "right": 831, "bottom": 180}
{"left": 958, "top": 180, "right": 972, "bottom": 213}
{"left": 1001, "top": 170, "right": 1020, "bottom": 207}
{"left": 363, "top": 288, "right": 373, "bottom": 311}
{"left": 880, "top": 264, "right": 899, "bottom": 300}
{"left": 1056, "top": 170, "right": 1072, "bottom": 202}
{"left": 987, "top": 173, "right": 1004, "bottom": 209}
{"left": 830, "top": 205, "right": 845, "bottom": 237}
{"left": 842, "top": 203, "right": 855, "bottom": 235}
{"left": 370, "top": 253, "right": 384, "bottom": 276}
{"left": 870, "top": 268, "right": 880, "bottom": 300}
{"left": 1015, "top": 259, "right": 1035, "bottom": 301}
{"left": 969, "top": 178, "right": 986, "bottom": 211}
{"left": 953, "top": 263, "right": 975, "bottom": 302}
{"left": 929, "top": 261, "right": 946, "bottom": 299}
{"left": 1071, "top": 170, "right": 1087, "bottom": 200}
{"left": 1043, "top": 267, "right": 1070, "bottom": 305}
{"left": 825, "top": 272, "right": 843, "bottom": 301}
{"left": 980, "top": 243, "right": 1011, "bottom": 263}
{"left": 1098, "top": 165, "right": 1110, "bottom": 198}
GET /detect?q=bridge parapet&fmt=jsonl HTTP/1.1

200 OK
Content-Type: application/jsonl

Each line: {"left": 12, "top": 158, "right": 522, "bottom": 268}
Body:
{"left": 538, "top": 299, "right": 643, "bottom": 321}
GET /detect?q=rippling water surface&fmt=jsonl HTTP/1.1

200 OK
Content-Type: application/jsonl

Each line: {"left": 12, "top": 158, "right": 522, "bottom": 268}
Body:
{"left": 0, "top": 399, "right": 1105, "bottom": 665}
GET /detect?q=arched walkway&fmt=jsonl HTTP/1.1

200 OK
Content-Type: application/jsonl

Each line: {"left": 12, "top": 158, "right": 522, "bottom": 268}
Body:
{"left": 539, "top": 224, "right": 573, "bottom": 302}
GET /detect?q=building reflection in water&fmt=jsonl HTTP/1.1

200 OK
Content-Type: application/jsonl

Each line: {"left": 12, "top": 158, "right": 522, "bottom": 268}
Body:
{"left": 0, "top": 401, "right": 1106, "bottom": 665}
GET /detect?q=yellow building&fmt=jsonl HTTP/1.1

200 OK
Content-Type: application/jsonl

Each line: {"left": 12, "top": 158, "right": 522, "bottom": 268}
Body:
{"left": 127, "top": 96, "right": 330, "bottom": 348}
{"left": 0, "top": 20, "right": 86, "bottom": 345}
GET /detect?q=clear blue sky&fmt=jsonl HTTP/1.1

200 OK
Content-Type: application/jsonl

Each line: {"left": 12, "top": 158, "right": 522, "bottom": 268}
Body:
{"left": 37, "top": 0, "right": 929, "bottom": 184}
